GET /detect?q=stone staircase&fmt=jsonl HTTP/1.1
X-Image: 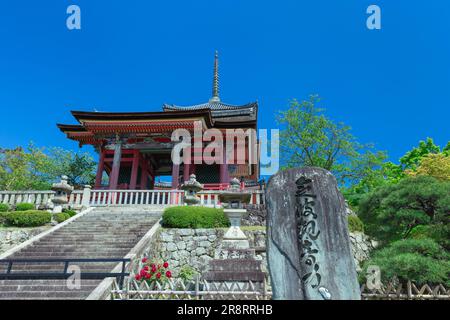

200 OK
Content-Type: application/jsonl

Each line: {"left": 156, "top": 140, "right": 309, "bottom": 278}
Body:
{"left": 0, "top": 207, "right": 162, "bottom": 300}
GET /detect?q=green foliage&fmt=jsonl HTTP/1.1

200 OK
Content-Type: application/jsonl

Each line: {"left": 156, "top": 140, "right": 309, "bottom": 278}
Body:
{"left": 410, "top": 224, "right": 450, "bottom": 250}
{"left": 400, "top": 138, "right": 441, "bottom": 171}
{"left": 0, "top": 204, "right": 9, "bottom": 212}
{"left": 162, "top": 206, "right": 230, "bottom": 228}
{"left": 15, "top": 203, "right": 35, "bottom": 211}
{"left": 348, "top": 215, "right": 364, "bottom": 233}
{"left": 358, "top": 176, "right": 450, "bottom": 243}
{"left": 5, "top": 210, "right": 51, "bottom": 227}
{"left": 54, "top": 212, "right": 70, "bottom": 223}
{"left": 406, "top": 153, "right": 450, "bottom": 181}
{"left": 178, "top": 265, "right": 197, "bottom": 282}
{"left": 0, "top": 212, "right": 9, "bottom": 226}
{"left": 46, "top": 148, "right": 96, "bottom": 188}
{"left": 0, "top": 143, "right": 96, "bottom": 191}
{"left": 277, "top": 95, "right": 387, "bottom": 186}
{"left": 360, "top": 238, "right": 450, "bottom": 286}
{"left": 343, "top": 138, "right": 450, "bottom": 208}
{"left": 342, "top": 161, "right": 404, "bottom": 208}
{"left": 0, "top": 145, "right": 54, "bottom": 190}
{"left": 63, "top": 209, "right": 77, "bottom": 217}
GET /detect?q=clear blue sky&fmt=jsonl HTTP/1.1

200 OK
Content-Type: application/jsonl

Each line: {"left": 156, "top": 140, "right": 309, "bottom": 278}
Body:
{"left": 0, "top": 0, "right": 449, "bottom": 164}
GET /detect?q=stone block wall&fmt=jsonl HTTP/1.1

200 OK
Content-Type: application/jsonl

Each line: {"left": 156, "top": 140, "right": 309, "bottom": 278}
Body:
{"left": 146, "top": 227, "right": 374, "bottom": 276}
{"left": 0, "top": 226, "right": 51, "bottom": 255}
{"left": 147, "top": 228, "right": 267, "bottom": 276}
{"left": 350, "top": 232, "right": 378, "bottom": 271}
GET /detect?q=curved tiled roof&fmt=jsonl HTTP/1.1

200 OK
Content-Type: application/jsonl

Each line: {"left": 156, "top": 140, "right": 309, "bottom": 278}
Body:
{"left": 163, "top": 101, "right": 258, "bottom": 124}
{"left": 163, "top": 101, "right": 257, "bottom": 111}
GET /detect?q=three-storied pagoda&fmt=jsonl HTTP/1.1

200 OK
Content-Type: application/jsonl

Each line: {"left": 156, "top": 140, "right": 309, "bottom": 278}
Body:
{"left": 57, "top": 53, "right": 260, "bottom": 190}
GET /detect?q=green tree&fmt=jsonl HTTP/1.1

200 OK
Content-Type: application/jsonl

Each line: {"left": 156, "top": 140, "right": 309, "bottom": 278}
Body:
{"left": 0, "top": 145, "right": 53, "bottom": 190}
{"left": 0, "top": 144, "right": 96, "bottom": 190}
{"left": 344, "top": 138, "right": 450, "bottom": 207}
{"left": 360, "top": 238, "right": 450, "bottom": 286}
{"left": 277, "top": 95, "right": 387, "bottom": 185}
{"left": 406, "top": 153, "right": 450, "bottom": 181}
{"left": 399, "top": 138, "right": 441, "bottom": 171}
{"left": 46, "top": 148, "right": 96, "bottom": 188}
{"left": 358, "top": 176, "right": 450, "bottom": 243}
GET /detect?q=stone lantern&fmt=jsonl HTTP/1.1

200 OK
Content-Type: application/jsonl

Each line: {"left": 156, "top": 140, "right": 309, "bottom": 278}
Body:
{"left": 51, "top": 175, "right": 74, "bottom": 214}
{"left": 218, "top": 178, "right": 251, "bottom": 249}
{"left": 203, "top": 178, "right": 265, "bottom": 291}
{"left": 180, "top": 174, "right": 204, "bottom": 206}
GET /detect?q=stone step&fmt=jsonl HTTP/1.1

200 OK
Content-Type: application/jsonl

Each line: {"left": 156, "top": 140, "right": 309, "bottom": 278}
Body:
{"left": 0, "top": 290, "right": 93, "bottom": 299}
{"left": 0, "top": 279, "right": 101, "bottom": 286}
{"left": 0, "top": 207, "right": 159, "bottom": 300}
{"left": 1, "top": 268, "right": 117, "bottom": 274}
{"left": 10, "top": 252, "right": 129, "bottom": 258}
{"left": 22, "top": 245, "right": 134, "bottom": 252}
{"left": 36, "top": 235, "right": 146, "bottom": 240}
{"left": 9, "top": 254, "right": 129, "bottom": 259}
{"left": 0, "top": 284, "right": 99, "bottom": 292}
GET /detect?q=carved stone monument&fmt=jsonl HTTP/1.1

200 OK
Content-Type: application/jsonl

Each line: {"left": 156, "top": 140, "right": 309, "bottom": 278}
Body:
{"left": 266, "top": 167, "right": 360, "bottom": 300}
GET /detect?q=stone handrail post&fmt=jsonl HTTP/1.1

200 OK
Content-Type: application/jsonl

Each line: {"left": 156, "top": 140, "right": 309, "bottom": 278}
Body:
{"left": 81, "top": 185, "right": 92, "bottom": 208}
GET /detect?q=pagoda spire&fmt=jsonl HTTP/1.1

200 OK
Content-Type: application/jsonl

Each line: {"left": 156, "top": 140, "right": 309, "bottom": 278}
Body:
{"left": 210, "top": 50, "right": 220, "bottom": 102}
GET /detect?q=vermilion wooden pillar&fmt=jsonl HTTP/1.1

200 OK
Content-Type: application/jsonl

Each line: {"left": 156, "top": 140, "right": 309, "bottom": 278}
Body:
{"left": 95, "top": 149, "right": 105, "bottom": 189}
{"left": 140, "top": 156, "right": 149, "bottom": 190}
{"left": 129, "top": 150, "right": 140, "bottom": 190}
{"left": 183, "top": 162, "right": 190, "bottom": 183}
{"left": 171, "top": 163, "right": 180, "bottom": 189}
{"left": 109, "top": 142, "right": 122, "bottom": 190}
{"left": 219, "top": 148, "right": 229, "bottom": 184}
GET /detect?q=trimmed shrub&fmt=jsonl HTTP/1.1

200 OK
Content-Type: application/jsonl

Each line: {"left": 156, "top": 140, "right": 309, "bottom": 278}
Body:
{"left": 63, "top": 209, "right": 77, "bottom": 217}
{"left": 348, "top": 215, "right": 364, "bottom": 233}
{"left": 0, "top": 204, "right": 9, "bottom": 212}
{"left": 360, "top": 238, "right": 450, "bottom": 286}
{"left": 15, "top": 203, "right": 35, "bottom": 211}
{"left": 55, "top": 212, "right": 70, "bottom": 223}
{"left": 0, "top": 212, "right": 9, "bottom": 226}
{"left": 5, "top": 210, "right": 51, "bottom": 227}
{"left": 162, "top": 206, "right": 230, "bottom": 228}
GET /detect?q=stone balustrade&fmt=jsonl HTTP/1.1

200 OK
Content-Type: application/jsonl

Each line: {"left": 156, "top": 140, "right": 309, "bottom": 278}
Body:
{"left": 0, "top": 188, "right": 265, "bottom": 209}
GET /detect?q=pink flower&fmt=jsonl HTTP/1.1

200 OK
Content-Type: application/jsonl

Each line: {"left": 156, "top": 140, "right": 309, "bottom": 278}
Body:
{"left": 163, "top": 262, "right": 169, "bottom": 268}
{"left": 135, "top": 274, "right": 141, "bottom": 281}
{"left": 142, "top": 257, "right": 148, "bottom": 263}
{"left": 165, "top": 271, "right": 172, "bottom": 278}
{"left": 156, "top": 273, "right": 161, "bottom": 279}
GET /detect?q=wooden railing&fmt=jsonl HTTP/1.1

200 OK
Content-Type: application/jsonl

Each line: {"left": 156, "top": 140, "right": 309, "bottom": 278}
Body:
{"left": 0, "top": 189, "right": 265, "bottom": 208}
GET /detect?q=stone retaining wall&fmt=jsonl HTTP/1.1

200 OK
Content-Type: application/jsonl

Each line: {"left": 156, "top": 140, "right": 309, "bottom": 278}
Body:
{"left": 350, "top": 232, "right": 378, "bottom": 271}
{"left": 147, "top": 228, "right": 374, "bottom": 276}
{"left": 0, "top": 226, "right": 51, "bottom": 255}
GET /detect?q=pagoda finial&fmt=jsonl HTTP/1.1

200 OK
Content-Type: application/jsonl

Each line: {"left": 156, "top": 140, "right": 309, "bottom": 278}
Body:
{"left": 210, "top": 50, "right": 220, "bottom": 102}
